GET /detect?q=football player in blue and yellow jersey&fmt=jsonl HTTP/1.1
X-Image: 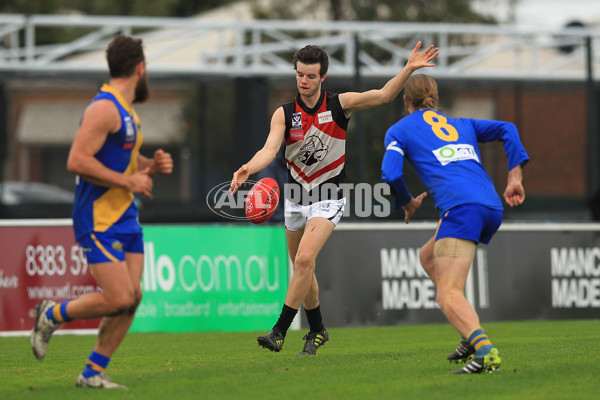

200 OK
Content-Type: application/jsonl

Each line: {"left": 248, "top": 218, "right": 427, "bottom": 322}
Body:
{"left": 381, "top": 74, "right": 529, "bottom": 374}
{"left": 30, "top": 35, "right": 173, "bottom": 389}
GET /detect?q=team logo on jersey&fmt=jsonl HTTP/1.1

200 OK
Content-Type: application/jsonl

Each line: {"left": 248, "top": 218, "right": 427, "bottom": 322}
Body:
{"left": 317, "top": 111, "right": 333, "bottom": 124}
{"left": 123, "top": 116, "right": 135, "bottom": 149}
{"left": 298, "top": 135, "right": 329, "bottom": 166}
{"left": 291, "top": 112, "right": 302, "bottom": 130}
{"left": 290, "top": 112, "right": 304, "bottom": 140}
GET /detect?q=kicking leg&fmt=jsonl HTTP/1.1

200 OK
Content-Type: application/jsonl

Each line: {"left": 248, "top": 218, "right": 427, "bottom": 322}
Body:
{"left": 257, "top": 217, "right": 334, "bottom": 353}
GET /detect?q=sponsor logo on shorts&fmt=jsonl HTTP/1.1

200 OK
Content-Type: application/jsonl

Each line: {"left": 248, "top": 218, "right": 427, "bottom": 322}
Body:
{"left": 111, "top": 240, "right": 124, "bottom": 252}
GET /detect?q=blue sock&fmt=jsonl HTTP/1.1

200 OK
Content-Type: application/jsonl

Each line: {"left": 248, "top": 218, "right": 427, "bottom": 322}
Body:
{"left": 468, "top": 329, "right": 494, "bottom": 356}
{"left": 476, "top": 344, "right": 494, "bottom": 356}
{"left": 45, "top": 301, "right": 72, "bottom": 324}
{"left": 82, "top": 351, "right": 110, "bottom": 378}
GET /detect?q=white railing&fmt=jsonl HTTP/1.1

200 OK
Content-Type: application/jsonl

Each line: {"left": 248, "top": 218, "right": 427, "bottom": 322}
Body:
{"left": 0, "top": 14, "right": 599, "bottom": 80}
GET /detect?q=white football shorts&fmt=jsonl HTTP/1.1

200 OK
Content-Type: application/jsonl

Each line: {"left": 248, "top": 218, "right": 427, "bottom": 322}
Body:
{"left": 284, "top": 198, "right": 346, "bottom": 231}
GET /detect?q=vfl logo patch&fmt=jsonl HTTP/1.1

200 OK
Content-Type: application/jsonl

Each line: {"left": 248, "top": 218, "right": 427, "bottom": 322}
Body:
{"left": 432, "top": 144, "right": 480, "bottom": 166}
{"left": 317, "top": 111, "right": 333, "bottom": 124}
{"left": 291, "top": 112, "right": 302, "bottom": 130}
{"left": 298, "top": 135, "right": 329, "bottom": 166}
{"left": 123, "top": 116, "right": 136, "bottom": 149}
{"left": 290, "top": 112, "right": 304, "bottom": 140}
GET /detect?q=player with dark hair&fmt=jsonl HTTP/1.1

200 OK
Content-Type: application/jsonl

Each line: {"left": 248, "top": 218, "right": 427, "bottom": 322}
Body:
{"left": 381, "top": 74, "right": 529, "bottom": 373}
{"left": 30, "top": 35, "right": 173, "bottom": 388}
{"left": 230, "top": 42, "right": 438, "bottom": 355}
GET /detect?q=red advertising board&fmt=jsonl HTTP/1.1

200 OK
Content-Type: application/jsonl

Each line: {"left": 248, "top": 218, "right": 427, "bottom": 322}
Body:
{"left": 0, "top": 220, "right": 101, "bottom": 333}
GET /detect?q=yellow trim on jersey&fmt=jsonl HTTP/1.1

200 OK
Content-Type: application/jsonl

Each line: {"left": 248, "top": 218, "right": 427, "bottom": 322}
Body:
{"left": 100, "top": 84, "right": 133, "bottom": 115}
{"left": 93, "top": 188, "right": 135, "bottom": 232}
{"left": 91, "top": 101, "right": 143, "bottom": 233}
{"left": 90, "top": 233, "right": 119, "bottom": 263}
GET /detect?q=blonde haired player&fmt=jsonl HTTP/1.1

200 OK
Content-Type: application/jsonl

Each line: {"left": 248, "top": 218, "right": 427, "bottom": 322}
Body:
{"left": 381, "top": 74, "right": 528, "bottom": 373}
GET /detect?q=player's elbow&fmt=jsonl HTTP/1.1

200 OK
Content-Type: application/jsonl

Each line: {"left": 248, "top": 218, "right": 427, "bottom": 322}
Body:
{"left": 378, "top": 87, "right": 399, "bottom": 104}
{"left": 383, "top": 170, "right": 404, "bottom": 184}
{"left": 66, "top": 153, "right": 84, "bottom": 175}
{"left": 381, "top": 92, "right": 397, "bottom": 104}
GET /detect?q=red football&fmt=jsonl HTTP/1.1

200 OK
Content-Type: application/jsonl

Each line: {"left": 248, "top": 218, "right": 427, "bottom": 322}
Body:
{"left": 245, "top": 177, "right": 280, "bottom": 224}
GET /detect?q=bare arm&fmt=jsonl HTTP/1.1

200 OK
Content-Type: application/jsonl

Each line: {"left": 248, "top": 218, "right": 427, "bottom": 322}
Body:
{"left": 339, "top": 41, "right": 439, "bottom": 116}
{"left": 67, "top": 100, "right": 154, "bottom": 197}
{"left": 229, "top": 107, "right": 286, "bottom": 193}
{"left": 504, "top": 165, "right": 525, "bottom": 207}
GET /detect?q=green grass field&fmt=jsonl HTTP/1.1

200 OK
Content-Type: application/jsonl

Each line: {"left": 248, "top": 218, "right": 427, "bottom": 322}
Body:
{"left": 1, "top": 319, "right": 599, "bottom": 400}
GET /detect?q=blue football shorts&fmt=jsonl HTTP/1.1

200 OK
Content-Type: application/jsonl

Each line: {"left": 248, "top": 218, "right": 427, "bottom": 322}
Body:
{"left": 78, "top": 231, "right": 144, "bottom": 264}
{"left": 435, "top": 204, "right": 503, "bottom": 244}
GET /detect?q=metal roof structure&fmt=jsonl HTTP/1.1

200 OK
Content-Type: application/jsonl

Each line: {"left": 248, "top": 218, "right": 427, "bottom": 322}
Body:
{"left": 1, "top": 13, "right": 600, "bottom": 81}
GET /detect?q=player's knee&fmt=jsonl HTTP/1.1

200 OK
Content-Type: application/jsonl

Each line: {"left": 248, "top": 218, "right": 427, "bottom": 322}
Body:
{"left": 294, "top": 252, "right": 315, "bottom": 273}
{"left": 128, "top": 291, "right": 143, "bottom": 315}
{"left": 435, "top": 287, "right": 461, "bottom": 309}
{"left": 107, "top": 293, "right": 136, "bottom": 315}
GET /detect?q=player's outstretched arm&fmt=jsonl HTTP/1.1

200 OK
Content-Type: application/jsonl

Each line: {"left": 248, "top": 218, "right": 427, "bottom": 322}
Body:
{"left": 339, "top": 41, "right": 439, "bottom": 115}
{"left": 230, "top": 107, "right": 286, "bottom": 194}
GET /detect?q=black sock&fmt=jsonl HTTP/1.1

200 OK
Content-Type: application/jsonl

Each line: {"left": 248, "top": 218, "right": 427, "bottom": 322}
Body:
{"left": 305, "top": 305, "right": 324, "bottom": 332}
{"left": 273, "top": 304, "right": 298, "bottom": 337}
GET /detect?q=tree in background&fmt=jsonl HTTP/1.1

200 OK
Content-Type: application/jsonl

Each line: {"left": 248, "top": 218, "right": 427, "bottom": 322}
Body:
{"left": 0, "top": 0, "right": 238, "bottom": 17}
{"left": 2, "top": 0, "right": 496, "bottom": 23}
{"left": 252, "top": 0, "right": 496, "bottom": 23}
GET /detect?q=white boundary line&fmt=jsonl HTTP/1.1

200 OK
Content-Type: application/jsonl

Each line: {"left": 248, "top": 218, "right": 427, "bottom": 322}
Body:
{"left": 335, "top": 221, "right": 600, "bottom": 232}
{"left": 2, "top": 219, "right": 600, "bottom": 231}
{"left": 0, "top": 329, "right": 97, "bottom": 337}
{"left": 0, "top": 218, "right": 73, "bottom": 227}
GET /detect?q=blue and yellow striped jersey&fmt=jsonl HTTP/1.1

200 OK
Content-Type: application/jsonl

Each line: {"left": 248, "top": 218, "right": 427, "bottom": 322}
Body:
{"left": 72, "top": 84, "right": 143, "bottom": 241}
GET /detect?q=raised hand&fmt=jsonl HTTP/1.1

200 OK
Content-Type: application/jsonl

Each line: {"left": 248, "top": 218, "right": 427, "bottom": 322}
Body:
{"left": 407, "top": 41, "right": 439, "bottom": 71}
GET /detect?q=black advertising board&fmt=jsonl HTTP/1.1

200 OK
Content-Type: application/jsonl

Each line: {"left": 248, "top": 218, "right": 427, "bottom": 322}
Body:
{"left": 314, "top": 223, "right": 600, "bottom": 328}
